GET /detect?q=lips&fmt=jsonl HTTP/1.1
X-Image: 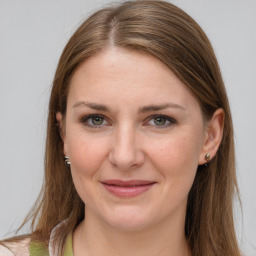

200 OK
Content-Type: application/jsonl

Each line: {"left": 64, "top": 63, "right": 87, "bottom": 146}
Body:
{"left": 101, "top": 180, "right": 156, "bottom": 197}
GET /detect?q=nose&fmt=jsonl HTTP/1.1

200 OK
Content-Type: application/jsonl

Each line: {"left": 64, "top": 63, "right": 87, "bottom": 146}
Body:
{"left": 108, "top": 125, "right": 145, "bottom": 171}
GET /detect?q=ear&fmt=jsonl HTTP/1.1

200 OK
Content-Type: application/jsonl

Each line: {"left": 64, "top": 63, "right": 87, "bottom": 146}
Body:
{"left": 198, "top": 108, "right": 224, "bottom": 165}
{"left": 56, "top": 112, "right": 68, "bottom": 155}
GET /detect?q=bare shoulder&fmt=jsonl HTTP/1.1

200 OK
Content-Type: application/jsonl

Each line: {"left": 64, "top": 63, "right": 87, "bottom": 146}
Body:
{"left": 0, "top": 244, "right": 14, "bottom": 256}
{"left": 0, "top": 238, "right": 30, "bottom": 256}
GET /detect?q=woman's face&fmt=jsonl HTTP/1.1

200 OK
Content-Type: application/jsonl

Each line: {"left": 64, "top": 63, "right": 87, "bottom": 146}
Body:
{"left": 58, "top": 47, "right": 208, "bottom": 231}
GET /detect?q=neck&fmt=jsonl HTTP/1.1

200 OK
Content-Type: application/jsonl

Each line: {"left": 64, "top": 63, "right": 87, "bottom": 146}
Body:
{"left": 73, "top": 209, "right": 190, "bottom": 256}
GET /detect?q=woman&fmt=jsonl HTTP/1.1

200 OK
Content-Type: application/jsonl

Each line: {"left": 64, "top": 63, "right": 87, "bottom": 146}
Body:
{"left": 0, "top": 0, "right": 242, "bottom": 255}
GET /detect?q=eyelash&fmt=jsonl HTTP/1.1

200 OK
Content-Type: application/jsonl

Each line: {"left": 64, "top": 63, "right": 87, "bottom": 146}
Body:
{"left": 80, "top": 114, "right": 177, "bottom": 129}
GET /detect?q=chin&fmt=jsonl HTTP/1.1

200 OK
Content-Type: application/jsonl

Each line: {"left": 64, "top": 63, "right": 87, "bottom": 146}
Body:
{"left": 101, "top": 207, "right": 157, "bottom": 232}
{"left": 108, "top": 219, "right": 152, "bottom": 232}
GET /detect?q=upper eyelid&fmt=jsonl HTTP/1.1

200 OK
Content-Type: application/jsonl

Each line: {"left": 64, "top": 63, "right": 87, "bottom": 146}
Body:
{"left": 146, "top": 114, "right": 176, "bottom": 123}
{"left": 82, "top": 114, "right": 106, "bottom": 121}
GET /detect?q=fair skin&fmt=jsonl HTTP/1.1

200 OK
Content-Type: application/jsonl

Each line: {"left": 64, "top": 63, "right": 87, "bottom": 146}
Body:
{"left": 57, "top": 47, "right": 224, "bottom": 256}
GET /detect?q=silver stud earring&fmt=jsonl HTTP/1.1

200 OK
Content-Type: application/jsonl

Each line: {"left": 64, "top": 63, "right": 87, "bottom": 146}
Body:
{"left": 64, "top": 155, "right": 71, "bottom": 166}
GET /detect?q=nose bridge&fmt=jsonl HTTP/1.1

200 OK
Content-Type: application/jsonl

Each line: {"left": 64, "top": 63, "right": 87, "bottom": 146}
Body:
{"left": 117, "top": 123, "right": 136, "bottom": 155}
{"left": 108, "top": 122, "right": 144, "bottom": 170}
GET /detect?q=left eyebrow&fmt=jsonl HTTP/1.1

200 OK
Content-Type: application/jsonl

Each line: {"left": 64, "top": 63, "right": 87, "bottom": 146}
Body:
{"left": 138, "top": 103, "right": 186, "bottom": 113}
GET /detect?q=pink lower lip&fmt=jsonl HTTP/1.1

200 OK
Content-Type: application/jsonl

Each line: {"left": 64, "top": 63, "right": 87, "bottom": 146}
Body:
{"left": 102, "top": 183, "right": 155, "bottom": 197}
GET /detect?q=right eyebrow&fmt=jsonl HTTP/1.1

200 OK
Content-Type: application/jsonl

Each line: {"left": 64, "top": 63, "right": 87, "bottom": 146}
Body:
{"left": 72, "top": 101, "right": 110, "bottom": 112}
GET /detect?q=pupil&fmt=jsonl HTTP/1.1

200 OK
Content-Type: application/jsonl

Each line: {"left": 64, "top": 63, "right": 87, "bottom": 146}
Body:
{"left": 92, "top": 117, "right": 103, "bottom": 125}
{"left": 154, "top": 117, "right": 166, "bottom": 125}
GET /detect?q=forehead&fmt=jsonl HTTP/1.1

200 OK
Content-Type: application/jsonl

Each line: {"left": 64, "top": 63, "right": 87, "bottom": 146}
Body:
{"left": 67, "top": 47, "right": 200, "bottom": 112}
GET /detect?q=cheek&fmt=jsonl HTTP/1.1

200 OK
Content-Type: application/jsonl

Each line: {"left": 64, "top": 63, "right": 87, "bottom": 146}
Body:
{"left": 147, "top": 131, "right": 203, "bottom": 188}
{"left": 66, "top": 134, "right": 110, "bottom": 205}
{"left": 66, "top": 133, "right": 110, "bottom": 177}
{"left": 150, "top": 135, "right": 201, "bottom": 168}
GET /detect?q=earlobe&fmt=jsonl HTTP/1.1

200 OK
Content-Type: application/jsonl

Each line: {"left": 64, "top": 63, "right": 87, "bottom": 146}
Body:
{"left": 199, "top": 108, "right": 224, "bottom": 165}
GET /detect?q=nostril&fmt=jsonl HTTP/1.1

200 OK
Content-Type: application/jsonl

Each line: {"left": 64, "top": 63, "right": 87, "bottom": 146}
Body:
{"left": 108, "top": 131, "right": 145, "bottom": 170}
{"left": 108, "top": 147, "right": 145, "bottom": 171}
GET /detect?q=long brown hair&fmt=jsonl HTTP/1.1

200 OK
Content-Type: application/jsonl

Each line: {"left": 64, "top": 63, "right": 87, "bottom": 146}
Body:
{"left": 3, "top": 1, "right": 241, "bottom": 255}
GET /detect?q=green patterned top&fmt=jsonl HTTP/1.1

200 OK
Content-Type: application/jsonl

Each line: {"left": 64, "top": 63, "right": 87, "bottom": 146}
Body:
{"left": 63, "top": 233, "right": 73, "bottom": 256}
{"left": 29, "top": 232, "right": 73, "bottom": 256}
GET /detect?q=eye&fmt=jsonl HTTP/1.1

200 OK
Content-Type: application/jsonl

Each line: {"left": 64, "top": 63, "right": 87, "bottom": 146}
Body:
{"left": 81, "top": 115, "right": 108, "bottom": 128}
{"left": 91, "top": 116, "right": 104, "bottom": 125}
{"left": 153, "top": 116, "right": 167, "bottom": 126}
{"left": 147, "top": 115, "right": 176, "bottom": 128}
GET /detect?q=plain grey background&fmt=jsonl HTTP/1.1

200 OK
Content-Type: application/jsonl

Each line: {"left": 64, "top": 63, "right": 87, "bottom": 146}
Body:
{"left": 0, "top": 0, "right": 255, "bottom": 255}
